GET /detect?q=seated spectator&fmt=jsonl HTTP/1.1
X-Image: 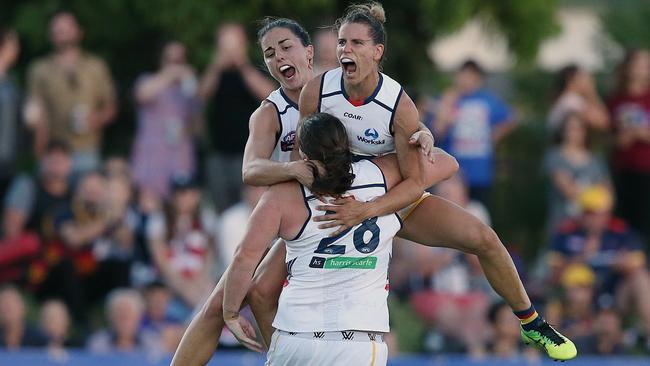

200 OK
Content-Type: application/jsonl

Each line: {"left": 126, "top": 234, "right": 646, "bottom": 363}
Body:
{"left": 55, "top": 171, "right": 134, "bottom": 305}
{"left": 545, "top": 263, "right": 597, "bottom": 341}
{"left": 545, "top": 113, "right": 611, "bottom": 231}
{"left": 131, "top": 40, "right": 200, "bottom": 199}
{"left": 0, "top": 285, "right": 44, "bottom": 349}
{"left": 576, "top": 309, "right": 627, "bottom": 355}
{"left": 547, "top": 186, "right": 650, "bottom": 348}
{"left": 548, "top": 64, "right": 609, "bottom": 131}
{"left": 146, "top": 174, "right": 216, "bottom": 309}
{"left": 487, "top": 302, "right": 538, "bottom": 360}
{"left": 2, "top": 141, "right": 72, "bottom": 299}
{"left": 87, "top": 288, "right": 153, "bottom": 353}
{"left": 141, "top": 281, "right": 184, "bottom": 353}
{"left": 38, "top": 299, "right": 72, "bottom": 357}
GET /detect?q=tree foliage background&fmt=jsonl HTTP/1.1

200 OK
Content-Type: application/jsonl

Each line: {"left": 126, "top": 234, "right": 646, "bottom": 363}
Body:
{"left": 2, "top": 0, "right": 576, "bottom": 259}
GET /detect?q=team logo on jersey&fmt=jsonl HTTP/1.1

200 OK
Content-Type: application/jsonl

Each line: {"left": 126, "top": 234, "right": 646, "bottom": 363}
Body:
{"left": 357, "top": 128, "right": 385, "bottom": 145}
{"left": 280, "top": 131, "right": 296, "bottom": 151}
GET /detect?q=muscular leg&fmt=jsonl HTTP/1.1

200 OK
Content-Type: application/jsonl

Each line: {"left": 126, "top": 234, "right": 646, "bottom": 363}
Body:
{"left": 397, "top": 195, "right": 531, "bottom": 312}
{"left": 171, "top": 241, "right": 288, "bottom": 365}
{"left": 247, "top": 240, "right": 288, "bottom": 346}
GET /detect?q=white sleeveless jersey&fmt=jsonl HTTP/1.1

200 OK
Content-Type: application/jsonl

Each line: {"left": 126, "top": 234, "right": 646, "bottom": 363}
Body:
{"left": 265, "top": 88, "right": 299, "bottom": 162}
{"left": 318, "top": 68, "right": 403, "bottom": 157}
{"left": 273, "top": 159, "right": 402, "bottom": 333}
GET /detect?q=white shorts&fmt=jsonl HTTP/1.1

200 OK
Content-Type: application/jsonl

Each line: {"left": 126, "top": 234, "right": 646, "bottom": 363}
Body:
{"left": 266, "top": 330, "right": 388, "bottom": 366}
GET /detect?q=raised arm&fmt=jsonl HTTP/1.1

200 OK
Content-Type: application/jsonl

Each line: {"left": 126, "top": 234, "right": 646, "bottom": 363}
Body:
{"left": 242, "top": 102, "right": 315, "bottom": 187}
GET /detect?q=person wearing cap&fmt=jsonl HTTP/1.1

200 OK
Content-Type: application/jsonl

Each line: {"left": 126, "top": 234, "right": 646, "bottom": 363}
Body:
{"left": 145, "top": 173, "right": 217, "bottom": 310}
{"left": 547, "top": 185, "right": 650, "bottom": 349}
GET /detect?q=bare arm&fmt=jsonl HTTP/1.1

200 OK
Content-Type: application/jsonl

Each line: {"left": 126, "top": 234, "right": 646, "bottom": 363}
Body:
{"left": 492, "top": 119, "right": 517, "bottom": 144}
{"left": 60, "top": 218, "right": 108, "bottom": 249}
{"left": 242, "top": 102, "right": 316, "bottom": 186}
{"left": 198, "top": 63, "right": 222, "bottom": 102}
{"left": 136, "top": 69, "right": 178, "bottom": 104}
{"left": 432, "top": 90, "right": 458, "bottom": 138}
{"left": 361, "top": 92, "right": 426, "bottom": 217}
{"left": 239, "top": 64, "right": 277, "bottom": 101}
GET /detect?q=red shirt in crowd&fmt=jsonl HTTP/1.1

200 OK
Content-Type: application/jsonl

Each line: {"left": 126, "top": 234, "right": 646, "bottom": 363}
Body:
{"left": 608, "top": 90, "right": 650, "bottom": 172}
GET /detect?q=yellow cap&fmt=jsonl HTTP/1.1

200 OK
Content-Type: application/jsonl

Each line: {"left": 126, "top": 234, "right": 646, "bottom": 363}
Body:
{"left": 578, "top": 185, "right": 613, "bottom": 213}
{"left": 561, "top": 263, "right": 596, "bottom": 287}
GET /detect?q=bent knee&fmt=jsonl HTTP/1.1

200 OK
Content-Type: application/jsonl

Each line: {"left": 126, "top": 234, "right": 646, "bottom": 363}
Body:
{"left": 466, "top": 224, "right": 502, "bottom": 256}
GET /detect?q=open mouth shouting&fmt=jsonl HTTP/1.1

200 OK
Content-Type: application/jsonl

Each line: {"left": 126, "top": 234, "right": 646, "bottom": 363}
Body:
{"left": 340, "top": 57, "right": 357, "bottom": 76}
{"left": 279, "top": 64, "right": 296, "bottom": 80}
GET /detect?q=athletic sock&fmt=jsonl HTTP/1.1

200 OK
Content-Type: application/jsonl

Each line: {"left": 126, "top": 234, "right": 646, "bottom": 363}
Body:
{"left": 514, "top": 305, "right": 543, "bottom": 330}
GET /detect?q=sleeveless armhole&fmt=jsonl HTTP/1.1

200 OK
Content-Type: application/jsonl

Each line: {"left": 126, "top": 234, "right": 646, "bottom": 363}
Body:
{"left": 316, "top": 72, "right": 326, "bottom": 113}
{"left": 388, "top": 87, "right": 404, "bottom": 136}
{"left": 264, "top": 99, "right": 283, "bottom": 146}
{"left": 291, "top": 184, "right": 312, "bottom": 241}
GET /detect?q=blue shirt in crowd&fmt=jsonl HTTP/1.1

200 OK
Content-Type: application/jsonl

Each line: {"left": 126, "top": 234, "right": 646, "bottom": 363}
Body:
{"left": 438, "top": 89, "right": 512, "bottom": 187}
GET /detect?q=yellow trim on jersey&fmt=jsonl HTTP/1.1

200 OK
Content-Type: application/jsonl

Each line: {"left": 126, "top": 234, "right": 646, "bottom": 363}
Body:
{"left": 370, "top": 341, "right": 376, "bottom": 366}
{"left": 399, "top": 192, "right": 432, "bottom": 221}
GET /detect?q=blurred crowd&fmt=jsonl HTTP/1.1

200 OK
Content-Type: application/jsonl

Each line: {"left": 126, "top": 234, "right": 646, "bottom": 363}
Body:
{"left": 1, "top": 11, "right": 650, "bottom": 360}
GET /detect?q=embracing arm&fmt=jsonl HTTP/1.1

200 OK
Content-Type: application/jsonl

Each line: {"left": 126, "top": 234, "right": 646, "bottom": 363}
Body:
{"left": 242, "top": 102, "right": 317, "bottom": 186}
{"left": 363, "top": 92, "right": 427, "bottom": 217}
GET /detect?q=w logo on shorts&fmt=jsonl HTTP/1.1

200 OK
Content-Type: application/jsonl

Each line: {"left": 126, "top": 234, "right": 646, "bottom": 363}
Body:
{"left": 341, "top": 331, "right": 355, "bottom": 340}
{"left": 313, "top": 332, "right": 325, "bottom": 339}
{"left": 367, "top": 333, "right": 377, "bottom": 341}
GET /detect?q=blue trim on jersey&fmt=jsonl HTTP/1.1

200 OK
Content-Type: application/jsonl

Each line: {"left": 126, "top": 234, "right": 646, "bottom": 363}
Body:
{"left": 340, "top": 72, "right": 384, "bottom": 107}
{"left": 389, "top": 87, "right": 404, "bottom": 135}
{"left": 351, "top": 154, "right": 375, "bottom": 162}
{"left": 265, "top": 99, "right": 283, "bottom": 146}
{"left": 321, "top": 91, "right": 343, "bottom": 98}
{"left": 317, "top": 73, "right": 326, "bottom": 113}
{"left": 395, "top": 212, "right": 404, "bottom": 231}
{"left": 304, "top": 183, "right": 386, "bottom": 200}
{"left": 372, "top": 98, "right": 393, "bottom": 113}
{"left": 280, "top": 88, "right": 299, "bottom": 110}
{"left": 367, "top": 159, "right": 388, "bottom": 193}
{"left": 292, "top": 184, "right": 312, "bottom": 241}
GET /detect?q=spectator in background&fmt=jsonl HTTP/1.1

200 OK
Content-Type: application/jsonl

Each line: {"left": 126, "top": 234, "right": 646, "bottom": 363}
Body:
{"left": 216, "top": 184, "right": 265, "bottom": 270}
{"left": 548, "top": 64, "right": 609, "bottom": 132}
{"left": 434, "top": 59, "right": 516, "bottom": 205}
{"left": 87, "top": 288, "right": 152, "bottom": 353}
{"left": 577, "top": 309, "right": 627, "bottom": 355}
{"left": 140, "top": 281, "right": 184, "bottom": 353}
{"left": 313, "top": 27, "right": 339, "bottom": 74}
{"left": 608, "top": 48, "right": 650, "bottom": 243}
{"left": 545, "top": 113, "right": 611, "bottom": 231}
{"left": 146, "top": 174, "right": 216, "bottom": 309}
{"left": 24, "top": 12, "right": 116, "bottom": 174}
{"left": 199, "top": 23, "right": 276, "bottom": 211}
{"left": 394, "top": 173, "right": 494, "bottom": 357}
{"left": 0, "top": 27, "right": 22, "bottom": 199}
{"left": 132, "top": 40, "right": 200, "bottom": 199}
{"left": 545, "top": 263, "right": 597, "bottom": 342}
{"left": 2, "top": 141, "right": 72, "bottom": 288}
{"left": 0, "top": 285, "right": 44, "bottom": 349}
{"left": 38, "top": 299, "right": 73, "bottom": 356}
{"left": 487, "top": 302, "right": 538, "bottom": 360}
{"left": 55, "top": 171, "right": 133, "bottom": 315}
{"left": 547, "top": 186, "right": 650, "bottom": 349}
